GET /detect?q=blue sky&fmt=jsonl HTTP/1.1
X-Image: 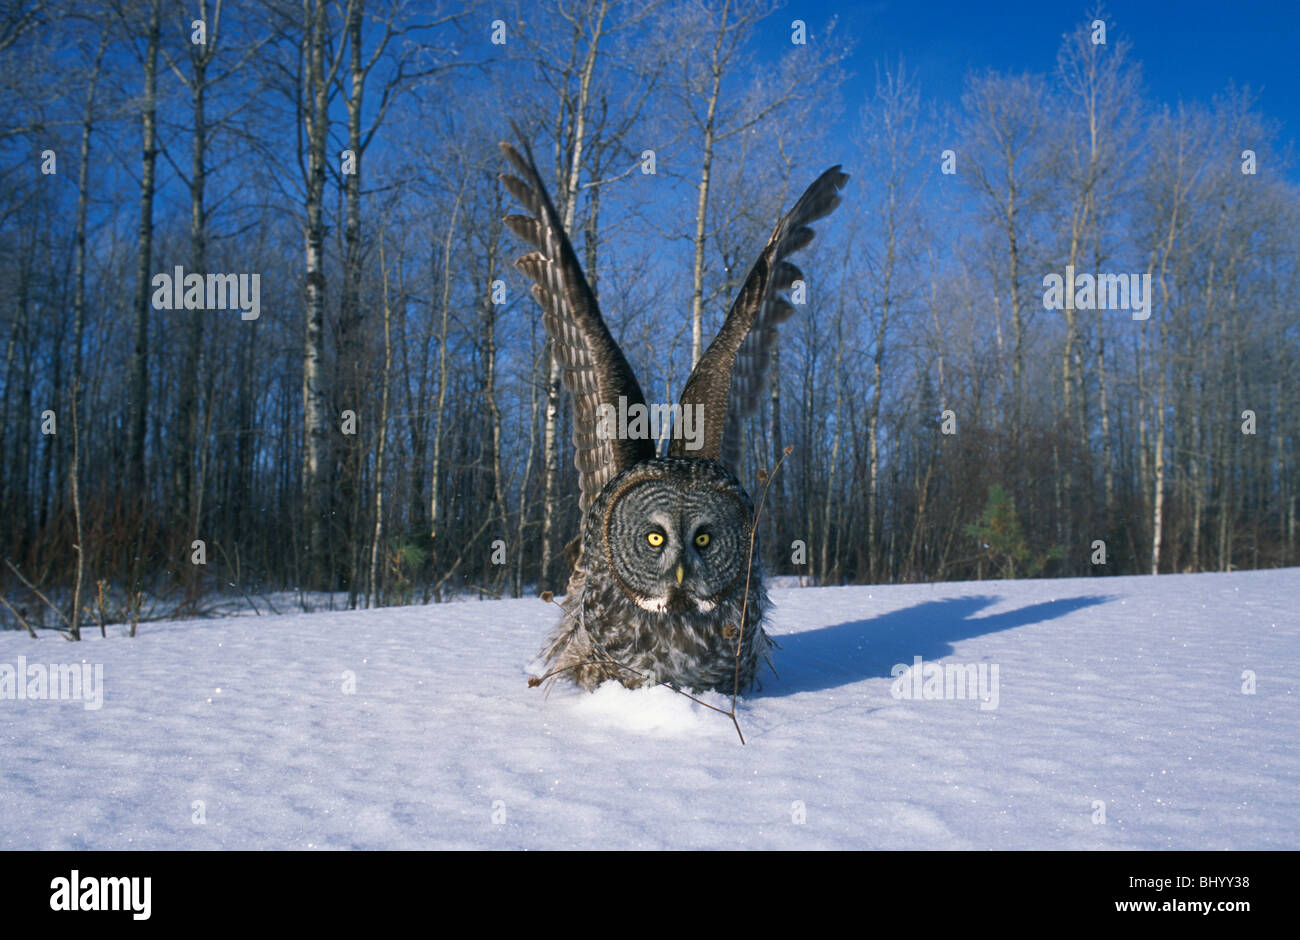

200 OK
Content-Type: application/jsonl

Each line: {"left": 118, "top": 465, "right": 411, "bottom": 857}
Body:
{"left": 798, "top": 0, "right": 1299, "bottom": 179}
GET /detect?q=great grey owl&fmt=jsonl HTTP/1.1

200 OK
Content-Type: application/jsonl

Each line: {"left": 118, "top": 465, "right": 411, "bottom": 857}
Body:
{"left": 501, "top": 133, "right": 847, "bottom": 695}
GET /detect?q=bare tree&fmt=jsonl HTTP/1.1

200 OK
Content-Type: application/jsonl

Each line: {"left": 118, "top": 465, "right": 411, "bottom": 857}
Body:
{"left": 856, "top": 62, "right": 925, "bottom": 581}
{"left": 299, "top": 0, "right": 351, "bottom": 588}
{"left": 123, "top": 0, "right": 161, "bottom": 500}
{"left": 961, "top": 70, "right": 1050, "bottom": 443}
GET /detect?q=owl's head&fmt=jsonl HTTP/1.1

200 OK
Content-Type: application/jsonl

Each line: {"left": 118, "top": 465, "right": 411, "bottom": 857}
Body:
{"left": 597, "top": 457, "right": 754, "bottom": 614}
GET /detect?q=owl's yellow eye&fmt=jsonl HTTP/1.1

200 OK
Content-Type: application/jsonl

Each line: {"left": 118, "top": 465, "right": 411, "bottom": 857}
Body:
{"left": 694, "top": 532, "right": 710, "bottom": 548}
{"left": 646, "top": 531, "right": 665, "bottom": 547}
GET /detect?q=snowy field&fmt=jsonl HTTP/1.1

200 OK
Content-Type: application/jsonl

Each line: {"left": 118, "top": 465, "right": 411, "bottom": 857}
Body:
{"left": 1, "top": 569, "right": 1296, "bottom": 850}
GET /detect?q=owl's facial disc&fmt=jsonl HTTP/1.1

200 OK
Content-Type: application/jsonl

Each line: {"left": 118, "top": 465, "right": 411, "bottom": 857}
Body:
{"left": 604, "top": 476, "right": 748, "bottom": 613}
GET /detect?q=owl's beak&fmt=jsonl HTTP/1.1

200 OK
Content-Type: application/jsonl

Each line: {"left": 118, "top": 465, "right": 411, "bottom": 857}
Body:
{"left": 675, "top": 564, "right": 684, "bottom": 585}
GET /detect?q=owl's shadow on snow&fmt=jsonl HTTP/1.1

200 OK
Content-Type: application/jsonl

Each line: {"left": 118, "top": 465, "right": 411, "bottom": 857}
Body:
{"left": 761, "top": 593, "right": 1114, "bottom": 697}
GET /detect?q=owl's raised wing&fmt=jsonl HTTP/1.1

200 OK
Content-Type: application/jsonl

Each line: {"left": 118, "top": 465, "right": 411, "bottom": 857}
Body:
{"left": 669, "top": 166, "right": 849, "bottom": 467}
{"left": 500, "top": 135, "right": 654, "bottom": 514}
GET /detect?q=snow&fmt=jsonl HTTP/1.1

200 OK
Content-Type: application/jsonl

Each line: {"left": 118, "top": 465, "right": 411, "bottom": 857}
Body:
{"left": 1, "top": 568, "right": 1296, "bottom": 849}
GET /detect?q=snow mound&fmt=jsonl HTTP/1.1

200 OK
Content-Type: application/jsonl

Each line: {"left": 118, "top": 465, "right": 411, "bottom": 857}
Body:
{"left": 567, "top": 681, "right": 734, "bottom": 736}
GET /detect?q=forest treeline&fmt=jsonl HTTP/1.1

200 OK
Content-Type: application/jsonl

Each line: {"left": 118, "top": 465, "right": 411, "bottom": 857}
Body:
{"left": 1, "top": 0, "right": 1297, "bottom": 629}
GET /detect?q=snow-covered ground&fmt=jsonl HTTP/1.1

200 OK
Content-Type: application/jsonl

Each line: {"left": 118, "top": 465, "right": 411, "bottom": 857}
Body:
{"left": 1, "top": 569, "right": 1296, "bottom": 849}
